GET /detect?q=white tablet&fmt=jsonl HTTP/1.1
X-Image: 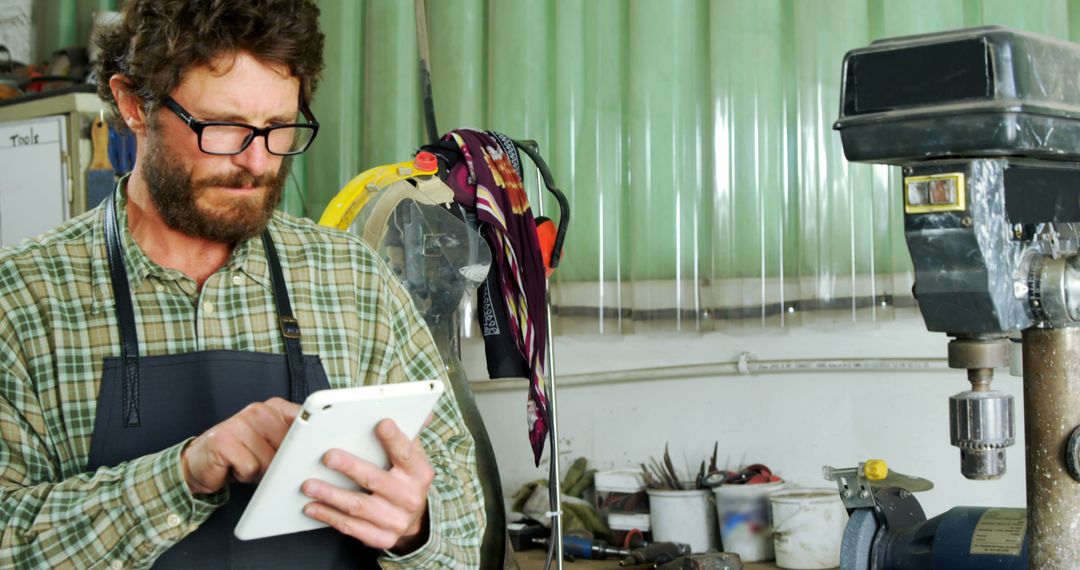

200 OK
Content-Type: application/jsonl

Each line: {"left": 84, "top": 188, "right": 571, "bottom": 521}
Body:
{"left": 234, "top": 379, "right": 445, "bottom": 541}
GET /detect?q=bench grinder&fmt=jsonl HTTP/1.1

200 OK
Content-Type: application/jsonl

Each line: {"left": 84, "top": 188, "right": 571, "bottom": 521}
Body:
{"left": 834, "top": 26, "right": 1080, "bottom": 569}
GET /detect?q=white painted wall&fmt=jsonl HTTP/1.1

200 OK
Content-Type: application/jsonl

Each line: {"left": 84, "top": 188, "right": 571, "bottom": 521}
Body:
{"left": 466, "top": 316, "right": 1027, "bottom": 518}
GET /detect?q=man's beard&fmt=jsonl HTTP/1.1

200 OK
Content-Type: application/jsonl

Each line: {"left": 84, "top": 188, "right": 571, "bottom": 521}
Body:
{"left": 141, "top": 134, "right": 291, "bottom": 243}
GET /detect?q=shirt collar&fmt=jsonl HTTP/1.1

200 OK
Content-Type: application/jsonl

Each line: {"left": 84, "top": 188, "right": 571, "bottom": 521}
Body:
{"left": 91, "top": 176, "right": 274, "bottom": 311}
{"left": 235, "top": 229, "right": 273, "bottom": 293}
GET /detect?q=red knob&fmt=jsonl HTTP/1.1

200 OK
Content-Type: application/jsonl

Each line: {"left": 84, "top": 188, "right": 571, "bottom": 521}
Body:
{"left": 414, "top": 151, "right": 438, "bottom": 173}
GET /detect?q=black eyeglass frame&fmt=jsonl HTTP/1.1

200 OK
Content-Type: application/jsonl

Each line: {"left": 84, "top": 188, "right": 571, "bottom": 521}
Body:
{"left": 162, "top": 96, "right": 320, "bottom": 156}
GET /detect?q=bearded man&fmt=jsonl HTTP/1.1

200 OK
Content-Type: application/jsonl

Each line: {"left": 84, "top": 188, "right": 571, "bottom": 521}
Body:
{"left": 0, "top": 1, "right": 484, "bottom": 568}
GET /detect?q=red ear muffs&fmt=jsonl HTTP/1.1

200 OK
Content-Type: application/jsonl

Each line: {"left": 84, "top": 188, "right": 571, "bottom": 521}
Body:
{"left": 535, "top": 216, "right": 559, "bottom": 278}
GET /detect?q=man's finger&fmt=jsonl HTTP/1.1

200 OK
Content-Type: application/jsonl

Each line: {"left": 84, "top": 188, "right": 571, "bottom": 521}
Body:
{"left": 301, "top": 479, "right": 411, "bottom": 533}
{"left": 220, "top": 439, "right": 264, "bottom": 483}
{"left": 323, "top": 449, "right": 386, "bottom": 494}
{"left": 242, "top": 400, "right": 297, "bottom": 449}
{"left": 263, "top": 397, "right": 301, "bottom": 424}
{"left": 303, "top": 502, "right": 400, "bottom": 550}
{"left": 376, "top": 419, "right": 423, "bottom": 470}
{"left": 323, "top": 448, "right": 431, "bottom": 515}
{"left": 237, "top": 425, "right": 277, "bottom": 473}
{"left": 217, "top": 419, "right": 275, "bottom": 481}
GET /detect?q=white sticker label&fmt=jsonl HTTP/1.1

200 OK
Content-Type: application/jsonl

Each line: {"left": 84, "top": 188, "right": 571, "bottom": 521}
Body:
{"left": 970, "top": 508, "right": 1026, "bottom": 556}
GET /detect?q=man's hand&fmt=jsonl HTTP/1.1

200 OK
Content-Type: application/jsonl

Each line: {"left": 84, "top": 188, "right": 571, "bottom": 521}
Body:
{"left": 180, "top": 397, "right": 300, "bottom": 495}
{"left": 301, "top": 419, "right": 435, "bottom": 552}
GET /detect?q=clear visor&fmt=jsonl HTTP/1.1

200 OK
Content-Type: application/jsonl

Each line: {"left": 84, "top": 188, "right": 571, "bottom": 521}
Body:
{"left": 351, "top": 194, "right": 491, "bottom": 321}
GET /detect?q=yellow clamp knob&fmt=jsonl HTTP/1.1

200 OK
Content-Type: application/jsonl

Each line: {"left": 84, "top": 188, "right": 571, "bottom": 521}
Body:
{"left": 864, "top": 459, "right": 888, "bottom": 481}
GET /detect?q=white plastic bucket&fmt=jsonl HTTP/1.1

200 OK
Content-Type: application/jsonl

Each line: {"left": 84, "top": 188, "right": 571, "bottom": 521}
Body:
{"left": 769, "top": 488, "right": 847, "bottom": 570}
{"left": 646, "top": 489, "right": 720, "bottom": 553}
{"left": 712, "top": 481, "right": 785, "bottom": 562}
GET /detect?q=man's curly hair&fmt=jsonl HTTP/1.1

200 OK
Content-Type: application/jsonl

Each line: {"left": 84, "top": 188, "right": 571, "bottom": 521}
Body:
{"left": 95, "top": 0, "right": 324, "bottom": 124}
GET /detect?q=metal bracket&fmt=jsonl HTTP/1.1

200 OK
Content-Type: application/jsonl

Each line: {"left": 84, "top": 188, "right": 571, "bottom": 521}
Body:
{"left": 824, "top": 464, "right": 878, "bottom": 510}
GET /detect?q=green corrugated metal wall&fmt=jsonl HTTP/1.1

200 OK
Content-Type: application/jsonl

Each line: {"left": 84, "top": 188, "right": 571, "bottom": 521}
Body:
{"left": 305, "top": 0, "right": 1080, "bottom": 290}
{"left": 29, "top": 0, "right": 1080, "bottom": 301}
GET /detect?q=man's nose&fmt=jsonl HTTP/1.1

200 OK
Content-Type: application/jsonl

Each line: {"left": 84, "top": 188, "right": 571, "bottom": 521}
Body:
{"left": 231, "top": 136, "right": 273, "bottom": 177}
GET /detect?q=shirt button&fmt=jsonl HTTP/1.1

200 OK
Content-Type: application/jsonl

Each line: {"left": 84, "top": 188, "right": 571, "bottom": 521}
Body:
{"left": 154, "top": 283, "right": 165, "bottom": 293}
{"left": 232, "top": 274, "right": 244, "bottom": 285}
{"left": 110, "top": 561, "right": 123, "bottom": 570}
{"left": 202, "top": 302, "right": 214, "bottom": 314}
{"left": 166, "top": 513, "right": 182, "bottom": 528}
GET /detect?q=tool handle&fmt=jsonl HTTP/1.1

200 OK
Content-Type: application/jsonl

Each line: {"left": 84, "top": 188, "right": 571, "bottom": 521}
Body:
{"left": 90, "top": 116, "right": 111, "bottom": 170}
{"left": 563, "top": 535, "right": 600, "bottom": 559}
{"left": 512, "top": 139, "right": 570, "bottom": 269}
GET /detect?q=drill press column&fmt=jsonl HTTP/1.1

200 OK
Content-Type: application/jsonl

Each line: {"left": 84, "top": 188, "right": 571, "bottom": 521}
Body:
{"left": 1023, "top": 328, "right": 1080, "bottom": 567}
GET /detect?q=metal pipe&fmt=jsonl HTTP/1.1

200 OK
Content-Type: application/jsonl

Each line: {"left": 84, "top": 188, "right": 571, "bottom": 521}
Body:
{"left": 1022, "top": 327, "right": 1080, "bottom": 568}
{"left": 542, "top": 293, "right": 563, "bottom": 570}
{"left": 470, "top": 356, "right": 948, "bottom": 393}
{"left": 536, "top": 162, "right": 563, "bottom": 570}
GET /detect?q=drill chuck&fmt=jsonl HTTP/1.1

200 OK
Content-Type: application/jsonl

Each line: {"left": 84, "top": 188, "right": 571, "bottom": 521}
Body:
{"left": 949, "top": 389, "right": 1015, "bottom": 480}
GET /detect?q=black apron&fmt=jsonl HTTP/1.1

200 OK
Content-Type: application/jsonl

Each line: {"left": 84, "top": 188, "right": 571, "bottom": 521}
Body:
{"left": 86, "top": 195, "right": 378, "bottom": 568}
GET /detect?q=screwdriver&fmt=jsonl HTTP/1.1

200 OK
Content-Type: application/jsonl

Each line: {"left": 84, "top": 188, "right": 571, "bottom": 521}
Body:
{"left": 534, "top": 535, "right": 630, "bottom": 560}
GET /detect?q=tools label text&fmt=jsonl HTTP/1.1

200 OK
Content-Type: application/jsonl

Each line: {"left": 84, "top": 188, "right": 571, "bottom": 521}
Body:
{"left": 8, "top": 128, "right": 41, "bottom": 147}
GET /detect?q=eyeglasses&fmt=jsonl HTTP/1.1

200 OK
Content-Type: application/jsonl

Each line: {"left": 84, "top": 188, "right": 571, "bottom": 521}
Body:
{"left": 162, "top": 96, "right": 319, "bottom": 156}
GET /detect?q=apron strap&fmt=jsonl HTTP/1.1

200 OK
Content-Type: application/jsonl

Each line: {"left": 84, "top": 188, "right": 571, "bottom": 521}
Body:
{"left": 104, "top": 191, "right": 142, "bottom": 427}
{"left": 260, "top": 232, "right": 307, "bottom": 405}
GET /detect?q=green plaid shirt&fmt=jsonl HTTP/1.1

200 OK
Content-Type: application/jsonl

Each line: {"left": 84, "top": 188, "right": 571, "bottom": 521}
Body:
{"left": 0, "top": 187, "right": 483, "bottom": 569}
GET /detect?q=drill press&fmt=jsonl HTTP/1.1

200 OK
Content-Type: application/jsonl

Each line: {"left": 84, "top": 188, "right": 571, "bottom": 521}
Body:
{"left": 835, "top": 25, "right": 1080, "bottom": 568}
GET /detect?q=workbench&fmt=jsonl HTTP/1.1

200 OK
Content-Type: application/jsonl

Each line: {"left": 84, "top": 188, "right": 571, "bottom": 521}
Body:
{"left": 516, "top": 549, "right": 787, "bottom": 569}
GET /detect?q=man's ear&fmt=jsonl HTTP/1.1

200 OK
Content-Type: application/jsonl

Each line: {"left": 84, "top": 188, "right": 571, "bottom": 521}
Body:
{"left": 108, "top": 75, "right": 149, "bottom": 135}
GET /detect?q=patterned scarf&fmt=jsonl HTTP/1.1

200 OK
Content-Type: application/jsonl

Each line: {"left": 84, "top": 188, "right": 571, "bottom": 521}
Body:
{"left": 444, "top": 128, "right": 550, "bottom": 466}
